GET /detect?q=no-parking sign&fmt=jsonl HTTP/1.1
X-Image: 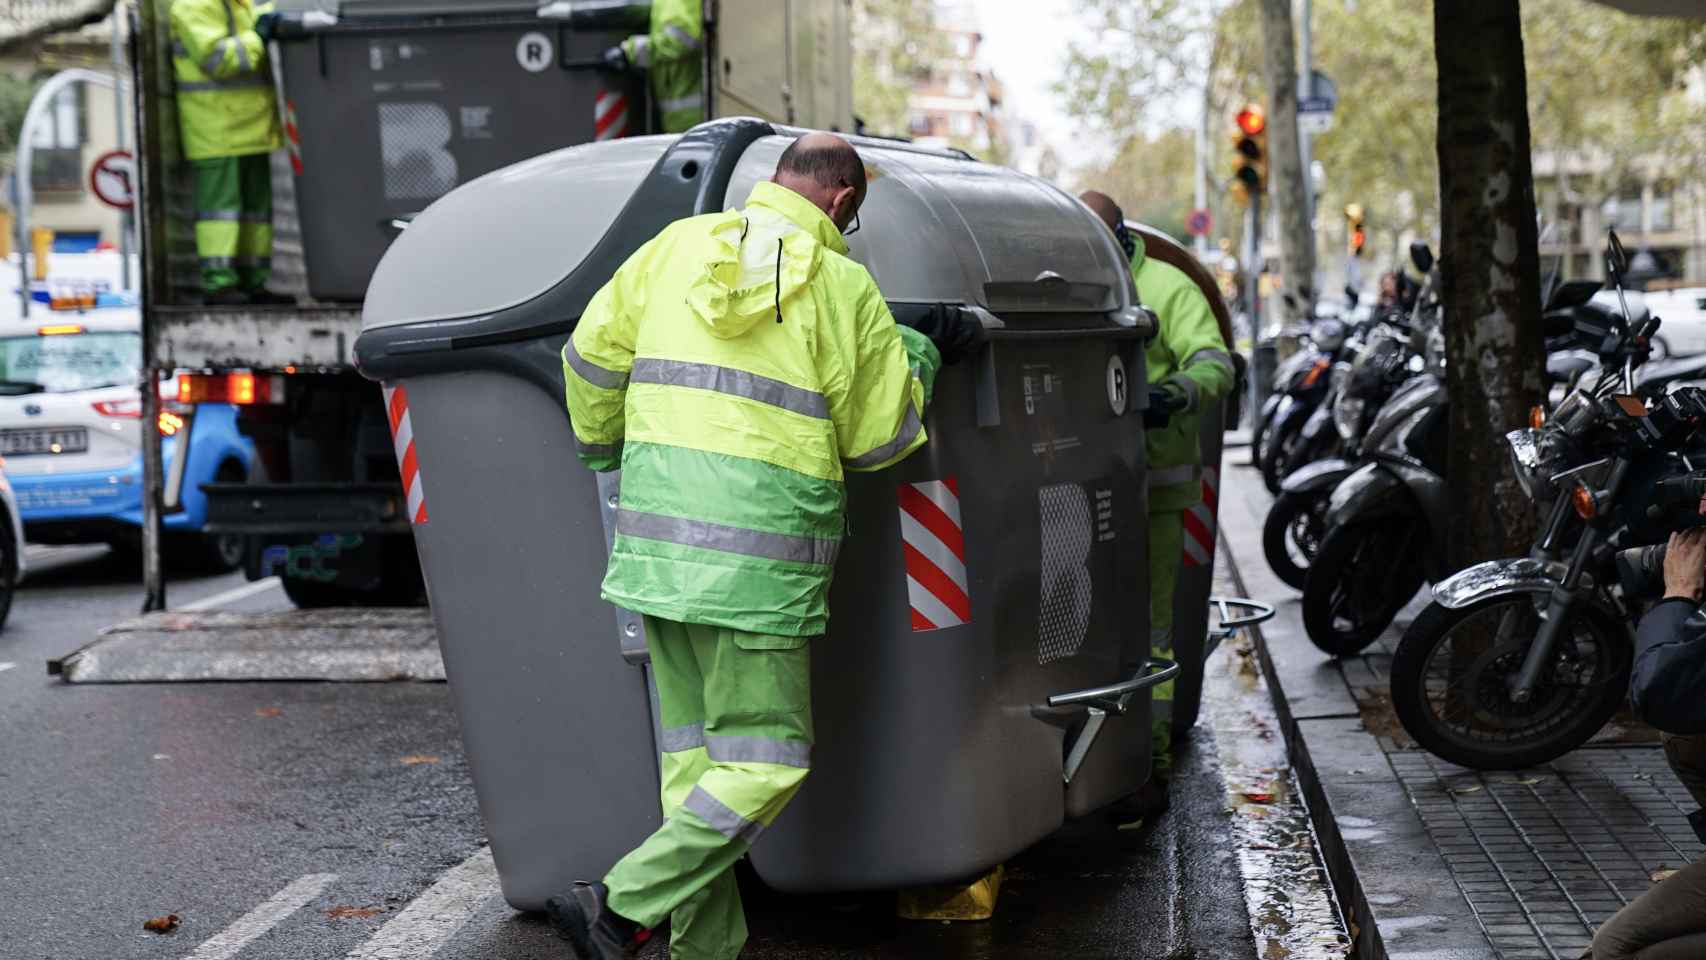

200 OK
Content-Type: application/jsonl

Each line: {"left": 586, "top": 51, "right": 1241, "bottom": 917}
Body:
{"left": 89, "top": 150, "right": 135, "bottom": 210}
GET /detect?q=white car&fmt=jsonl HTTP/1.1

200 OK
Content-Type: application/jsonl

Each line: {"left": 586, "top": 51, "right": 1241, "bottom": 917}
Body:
{"left": 0, "top": 461, "right": 25, "bottom": 630}
{"left": 1639, "top": 287, "right": 1706, "bottom": 359}
{"left": 0, "top": 309, "right": 256, "bottom": 569}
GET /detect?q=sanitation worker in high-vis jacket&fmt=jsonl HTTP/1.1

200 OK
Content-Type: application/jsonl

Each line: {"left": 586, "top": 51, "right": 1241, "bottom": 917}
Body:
{"left": 1081, "top": 192, "right": 1234, "bottom": 805}
{"left": 554, "top": 134, "right": 942, "bottom": 960}
{"left": 603, "top": 0, "right": 704, "bottom": 134}
{"left": 169, "top": 0, "right": 288, "bottom": 305}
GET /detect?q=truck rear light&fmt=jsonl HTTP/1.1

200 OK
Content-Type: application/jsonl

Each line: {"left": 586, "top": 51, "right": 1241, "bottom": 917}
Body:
{"left": 178, "top": 372, "right": 285, "bottom": 405}
{"left": 158, "top": 410, "right": 186, "bottom": 436}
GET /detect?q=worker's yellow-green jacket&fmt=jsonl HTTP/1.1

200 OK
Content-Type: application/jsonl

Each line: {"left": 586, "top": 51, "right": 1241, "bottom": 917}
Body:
{"left": 565, "top": 181, "right": 941, "bottom": 637}
{"left": 622, "top": 0, "right": 704, "bottom": 133}
{"left": 169, "top": 0, "right": 282, "bottom": 160}
{"left": 1136, "top": 236, "right": 1234, "bottom": 512}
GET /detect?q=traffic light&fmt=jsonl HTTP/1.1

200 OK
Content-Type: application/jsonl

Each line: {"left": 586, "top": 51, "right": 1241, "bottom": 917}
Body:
{"left": 1230, "top": 104, "right": 1267, "bottom": 203}
{"left": 1345, "top": 203, "right": 1367, "bottom": 257}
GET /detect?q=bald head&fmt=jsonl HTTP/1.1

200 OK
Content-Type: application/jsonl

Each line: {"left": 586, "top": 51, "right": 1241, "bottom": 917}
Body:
{"left": 1078, "top": 190, "right": 1122, "bottom": 235}
{"left": 774, "top": 133, "right": 866, "bottom": 233}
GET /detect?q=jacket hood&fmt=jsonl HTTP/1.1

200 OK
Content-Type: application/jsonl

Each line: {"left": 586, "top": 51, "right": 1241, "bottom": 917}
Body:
{"left": 685, "top": 182, "right": 849, "bottom": 339}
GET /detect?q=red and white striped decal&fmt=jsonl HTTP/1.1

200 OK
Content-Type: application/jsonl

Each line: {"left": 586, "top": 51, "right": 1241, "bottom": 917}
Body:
{"left": 383, "top": 384, "right": 428, "bottom": 525}
{"left": 1182, "top": 466, "right": 1220, "bottom": 567}
{"left": 284, "top": 99, "right": 303, "bottom": 175}
{"left": 898, "top": 478, "right": 970, "bottom": 631}
{"left": 595, "top": 91, "right": 630, "bottom": 141}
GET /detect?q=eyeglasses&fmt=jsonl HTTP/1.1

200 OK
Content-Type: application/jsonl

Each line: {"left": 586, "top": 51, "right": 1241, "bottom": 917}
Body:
{"left": 843, "top": 210, "right": 861, "bottom": 237}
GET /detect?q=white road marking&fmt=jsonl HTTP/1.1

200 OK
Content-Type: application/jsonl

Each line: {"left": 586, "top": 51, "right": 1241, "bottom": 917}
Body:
{"left": 345, "top": 848, "right": 499, "bottom": 959}
{"left": 178, "top": 577, "right": 283, "bottom": 612}
{"left": 0, "top": 661, "right": 13, "bottom": 673}
{"left": 183, "top": 873, "right": 338, "bottom": 960}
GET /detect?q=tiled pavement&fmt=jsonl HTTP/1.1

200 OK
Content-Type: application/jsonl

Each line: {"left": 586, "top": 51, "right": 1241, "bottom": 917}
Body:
{"left": 1216, "top": 454, "right": 1706, "bottom": 960}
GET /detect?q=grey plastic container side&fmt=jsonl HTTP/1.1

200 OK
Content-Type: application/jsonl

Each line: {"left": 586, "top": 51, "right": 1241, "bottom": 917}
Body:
{"left": 402, "top": 370, "right": 662, "bottom": 911}
{"left": 1169, "top": 397, "right": 1227, "bottom": 733}
{"left": 355, "top": 119, "right": 1161, "bottom": 900}
{"left": 276, "top": 18, "right": 644, "bottom": 301}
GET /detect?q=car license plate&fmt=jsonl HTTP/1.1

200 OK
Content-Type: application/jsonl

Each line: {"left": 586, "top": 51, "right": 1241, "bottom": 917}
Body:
{"left": 2, "top": 427, "right": 89, "bottom": 456}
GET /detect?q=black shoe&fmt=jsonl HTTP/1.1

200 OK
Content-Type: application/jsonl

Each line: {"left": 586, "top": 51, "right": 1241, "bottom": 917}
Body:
{"left": 545, "top": 882, "right": 648, "bottom": 959}
{"left": 203, "top": 288, "right": 250, "bottom": 306}
{"left": 245, "top": 288, "right": 297, "bottom": 306}
{"left": 1104, "top": 778, "right": 1171, "bottom": 828}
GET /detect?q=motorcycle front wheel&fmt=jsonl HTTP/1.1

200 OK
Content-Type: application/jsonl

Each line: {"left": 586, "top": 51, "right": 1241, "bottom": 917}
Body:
{"left": 1301, "top": 518, "right": 1426, "bottom": 656}
{"left": 1262, "top": 489, "right": 1329, "bottom": 590}
{"left": 1261, "top": 420, "right": 1304, "bottom": 494}
{"left": 1390, "top": 596, "right": 1631, "bottom": 770}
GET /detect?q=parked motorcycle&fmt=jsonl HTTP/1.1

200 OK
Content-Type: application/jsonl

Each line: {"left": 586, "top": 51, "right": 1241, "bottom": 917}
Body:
{"left": 1389, "top": 229, "right": 1698, "bottom": 770}
{"left": 1257, "top": 319, "right": 1350, "bottom": 493}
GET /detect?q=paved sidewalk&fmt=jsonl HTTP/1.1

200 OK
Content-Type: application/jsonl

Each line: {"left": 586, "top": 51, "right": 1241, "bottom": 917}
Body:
{"left": 1216, "top": 455, "right": 1705, "bottom": 960}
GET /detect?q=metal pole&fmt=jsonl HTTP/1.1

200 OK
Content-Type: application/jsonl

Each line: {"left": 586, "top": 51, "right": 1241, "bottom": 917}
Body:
{"left": 111, "top": 13, "right": 132, "bottom": 292}
{"left": 1244, "top": 196, "right": 1262, "bottom": 449}
{"left": 140, "top": 361, "right": 165, "bottom": 611}
{"left": 14, "top": 69, "right": 119, "bottom": 320}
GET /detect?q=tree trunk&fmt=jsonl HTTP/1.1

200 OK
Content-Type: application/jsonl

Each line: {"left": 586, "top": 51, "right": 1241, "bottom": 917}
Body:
{"left": 1435, "top": 0, "right": 1544, "bottom": 568}
{"left": 1258, "top": 0, "right": 1315, "bottom": 322}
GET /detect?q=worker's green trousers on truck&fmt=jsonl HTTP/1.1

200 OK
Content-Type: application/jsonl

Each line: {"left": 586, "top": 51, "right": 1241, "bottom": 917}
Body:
{"left": 604, "top": 616, "right": 813, "bottom": 960}
{"left": 191, "top": 153, "right": 273, "bottom": 295}
{"left": 1148, "top": 509, "right": 1182, "bottom": 778}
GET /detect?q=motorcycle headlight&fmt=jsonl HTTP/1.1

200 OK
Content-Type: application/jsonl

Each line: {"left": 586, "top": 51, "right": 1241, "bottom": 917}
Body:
{"left": 1506, "top": 427, "right": 1546, "bottom": 500}
{"left": 1334, "top": 395, "right": 1366, "bottom": 441}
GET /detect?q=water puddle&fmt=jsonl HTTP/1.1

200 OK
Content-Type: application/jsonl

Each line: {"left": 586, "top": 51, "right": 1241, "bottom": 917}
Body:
{"left": 1206, "top": 563, "right": 1355, "bottom": 959}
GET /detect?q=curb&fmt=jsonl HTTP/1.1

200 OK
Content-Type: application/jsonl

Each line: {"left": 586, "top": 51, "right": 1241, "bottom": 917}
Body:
{"left": 1216, "top": 459, "right": 1496, "bottom": 960}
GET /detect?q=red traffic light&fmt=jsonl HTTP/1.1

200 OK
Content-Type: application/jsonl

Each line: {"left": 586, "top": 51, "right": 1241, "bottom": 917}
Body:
{"left": 1236, "top": 105, "right": 1266, "bottom": 137}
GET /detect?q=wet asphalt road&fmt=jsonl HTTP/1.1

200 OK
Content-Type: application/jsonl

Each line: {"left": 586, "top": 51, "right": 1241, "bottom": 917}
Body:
{"left": 1, "top": 546, "right": 1296, "bottom": 960}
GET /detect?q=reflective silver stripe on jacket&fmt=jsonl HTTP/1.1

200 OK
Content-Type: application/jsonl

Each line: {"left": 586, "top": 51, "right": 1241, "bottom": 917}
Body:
{"left": 630, "top": 358, "right": 829, "bottom": 420}
{"left": 682, "top": 785, "right": 765, "bottom": 844}
{"left": 659, "top": 723, "right": 706, "bottom": 753}
{"left": 196, "top": 209, "right": 242, "bottom": 222}
{"left": 1183, "top": 347, "right": 1234, "bottom": 374}
{"left": 845, "top": 405, "right": 923, "bottom": 469}
{"left": 563, "top": 339, "right": 630, "bottom": 390}
{"left": 177, "top": 76, "right": 271, "bottom": 92}
{"left": 199, "top": 256, "right": 236, "bottom": 268}
{"left": 663, "top": 23, "right": 702, "bottom": 52}
{"left": 659, "top": 92, "right": 705, "bottom": 115}
{"left": 616, "top": 508, "right": 840, "bottom": 567}
{"left": 627, "top": 34, "right": 651, "bottom": 68}
{"left": 706, "top": 735, "right": 811, "bottom": 769}
{"left": 574, "top": 437, "right": 622, "bottom": 460}
{"left": 1148, "top": 463, "right": 1199, "bottom": 490}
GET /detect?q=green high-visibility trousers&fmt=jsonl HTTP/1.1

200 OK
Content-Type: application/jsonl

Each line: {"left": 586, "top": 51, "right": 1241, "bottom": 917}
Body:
{"left": 1147, "top": 509, "right": 1183, "bottom": 776}
{"left": 604, "top": 616, "right": 813, "bottom": 960}
{"left": 191, "top": 153, "right": 273, "bottom": 294}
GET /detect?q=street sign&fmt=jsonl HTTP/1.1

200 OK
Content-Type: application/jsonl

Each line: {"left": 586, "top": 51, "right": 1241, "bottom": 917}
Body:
{"left": 1299, "top": 69, "right": 1337, "bottom": 134}
{"left": 88, "top": 150, "right": 134, "bottom": 210}
{"left": 1299, "top": 112, "right": 1334, "bottom": 134}
{"left": 1187, "top": 208, "right": 1213, "bottom": 237}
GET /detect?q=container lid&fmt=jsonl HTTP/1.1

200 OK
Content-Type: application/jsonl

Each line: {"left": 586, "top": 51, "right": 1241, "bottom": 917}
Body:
{"left": 363, "top": 136, "right": 672, "bottom": 331}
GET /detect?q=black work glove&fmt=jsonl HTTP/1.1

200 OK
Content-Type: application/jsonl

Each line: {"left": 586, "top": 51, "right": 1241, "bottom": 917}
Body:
{"left": 253, "top": 11, "right": 279, "bottom": 42}
{"left": 1143, "top": 386, "right": 1188, "bottom": 429}
{"left": 906, "top": 302, "right": 984, "bottom": 366}
{"left": 601, "top": 44, "right": 631, "bottom": 73}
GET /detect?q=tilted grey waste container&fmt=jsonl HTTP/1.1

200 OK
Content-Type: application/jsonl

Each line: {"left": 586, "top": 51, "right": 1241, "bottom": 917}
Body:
{"left": 271, "top": 0, "right": 647, "bottom": 301}
{"left": 354, "top": 119, "right": 1172, "bottom": 906}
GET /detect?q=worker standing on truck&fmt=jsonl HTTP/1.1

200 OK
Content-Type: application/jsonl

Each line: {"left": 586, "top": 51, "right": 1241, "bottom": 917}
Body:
{"left": 1081, "top": 190, "right": 1234, "bottom": 817}
{"left": 169, "top": 0, "right": 289, "bottom": 306}
{"left": 552, "top": 133, "right": 949, "bottom": 960}
{"left": 602, "top": 0, "right": 704, "bottom": 134}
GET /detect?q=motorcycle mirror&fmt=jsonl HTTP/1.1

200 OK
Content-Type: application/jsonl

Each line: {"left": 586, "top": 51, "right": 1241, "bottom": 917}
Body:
{"left": 1607, "top": 230, "right": 1629, "bottom": 278}
{"left": 1409, "top": 241, "right": 1435, "bottom": 274}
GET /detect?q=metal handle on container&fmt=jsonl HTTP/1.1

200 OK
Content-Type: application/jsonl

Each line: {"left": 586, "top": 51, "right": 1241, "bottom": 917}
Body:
{"left": 1047, "top": 657, "right": 1179, "bottom": 714}
{"left": 1206, "top": 596, "right": 1276, "bottom": 658}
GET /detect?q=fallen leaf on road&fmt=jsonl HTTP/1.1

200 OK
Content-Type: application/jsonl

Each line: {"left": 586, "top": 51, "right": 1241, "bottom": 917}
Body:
{"left": 1507, "top": 777, "right": 1543, "bottom": 786}
{"left": 326, "top": 906, "right": 384, "bottom": 920}
{"left": 1241, "top": 792, "right": 1275, "bottom": 804}
{"left": 1452, "top": 785, "right": 1483, "bottom": 795}
{"left": 254, "top": 707, "right": 283, "bottom": 718}
{"left": 1652, "top": 866, "right": 1678, "bottom": 883}
{"left": 399, "top": 755, "right": 440, "bottom": 765}
{"left": 142, "top": 914, "right": 180, "bottom": 933}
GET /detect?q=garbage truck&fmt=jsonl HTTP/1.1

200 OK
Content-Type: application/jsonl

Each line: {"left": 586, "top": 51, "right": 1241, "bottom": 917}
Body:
{"left": 352, "top": 118, "right": 1183, "bottom": 905}
{"left": 133, "top": 0, "right": 853, "bottom": 607}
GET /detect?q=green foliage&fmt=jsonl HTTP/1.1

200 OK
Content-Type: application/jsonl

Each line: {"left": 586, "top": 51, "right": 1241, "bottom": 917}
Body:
{"left": 1073, "top": 127, "right": 1197, "bottom": 240}
{"left": 851, "top": 0, "right": 946, "bottom": 138}
{"left": 0, "top": 71, "right": 46, "bottom": 174}
{"left": 1057, "top": 0, "right": 1706, "bottom": 266}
